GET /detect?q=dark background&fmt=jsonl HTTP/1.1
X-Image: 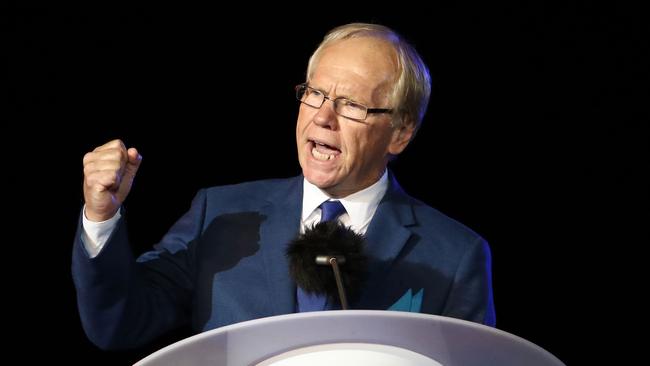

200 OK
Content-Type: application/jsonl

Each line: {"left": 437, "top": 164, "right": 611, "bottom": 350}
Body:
{"left": 7, "top": 3, "right": 646, "bottom": 365}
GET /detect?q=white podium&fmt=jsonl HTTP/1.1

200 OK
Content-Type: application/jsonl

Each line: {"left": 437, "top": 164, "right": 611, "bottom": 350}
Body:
{"left": 135, "top": 310, "right": 564, "bottom": 366}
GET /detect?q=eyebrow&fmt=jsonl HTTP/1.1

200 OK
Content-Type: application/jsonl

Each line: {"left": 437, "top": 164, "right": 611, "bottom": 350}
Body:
{"left": 309, "top": 84, "right": 365, "bottom": 105}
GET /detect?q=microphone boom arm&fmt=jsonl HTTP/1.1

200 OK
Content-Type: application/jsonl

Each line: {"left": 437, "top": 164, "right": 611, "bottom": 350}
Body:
{"left": 316, "top": 255, "right": 349, "bottom": 310}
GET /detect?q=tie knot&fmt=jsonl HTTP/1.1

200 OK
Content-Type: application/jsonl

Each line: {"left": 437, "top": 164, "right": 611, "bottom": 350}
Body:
{"left": 319, "top": 200, "right": 345, "bottom": 222}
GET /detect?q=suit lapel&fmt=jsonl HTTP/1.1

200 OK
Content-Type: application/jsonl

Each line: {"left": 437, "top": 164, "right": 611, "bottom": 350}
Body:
{"left": 365, "top": 173, "right": 415, "bottom": 270}
{"left": 359, "top": 173, "right": 415, "bottom": 306}
{"left": 259, "top": 177, "right": 303, "bottom": 315}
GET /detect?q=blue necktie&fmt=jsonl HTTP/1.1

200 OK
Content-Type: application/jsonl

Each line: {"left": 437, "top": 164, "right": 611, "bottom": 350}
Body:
{"left": 319, "top": 200, "right": 346, "bottom": 223}
{"left": 297, "top": 200, "right": 346, "bottom": 312}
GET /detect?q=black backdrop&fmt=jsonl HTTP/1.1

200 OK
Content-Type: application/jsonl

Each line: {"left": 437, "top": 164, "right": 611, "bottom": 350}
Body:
{"left": 7, "top": 3, "right": 646, "bottom": 365}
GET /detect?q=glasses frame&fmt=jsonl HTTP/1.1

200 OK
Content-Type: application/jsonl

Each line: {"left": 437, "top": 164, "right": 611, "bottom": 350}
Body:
{"left": 295, "top": 83, "right": 393, "bottom": 122}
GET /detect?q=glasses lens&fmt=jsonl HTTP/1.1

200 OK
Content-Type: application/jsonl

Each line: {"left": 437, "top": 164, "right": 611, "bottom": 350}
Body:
{"left": 300, "top": 86, "right": 324, "bottom": 108}
{"left": 295, "top": 84, "right": 371, "bottom": 121}
{"left": 336, "top": 99, "right": 367, "bottom": 120}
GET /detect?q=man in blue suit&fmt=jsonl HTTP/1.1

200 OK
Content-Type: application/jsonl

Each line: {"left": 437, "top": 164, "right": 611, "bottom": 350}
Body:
{"left": 73, "top": 23, "right": 495, "bottom": 350}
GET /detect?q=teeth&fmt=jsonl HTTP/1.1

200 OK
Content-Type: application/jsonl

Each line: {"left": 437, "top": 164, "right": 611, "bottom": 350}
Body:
{"left": 312, "top": 147, "right": 335, "bottom": 161}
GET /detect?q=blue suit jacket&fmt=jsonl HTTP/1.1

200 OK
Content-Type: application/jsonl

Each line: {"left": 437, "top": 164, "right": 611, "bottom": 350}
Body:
{"left": 72, "top": 174, "right": 495, "bottom": 350}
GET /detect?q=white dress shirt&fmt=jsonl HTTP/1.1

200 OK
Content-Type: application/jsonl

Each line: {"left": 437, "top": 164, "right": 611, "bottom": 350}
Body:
{"left": 301, "top": 170, "right": 388, "bottom": 235}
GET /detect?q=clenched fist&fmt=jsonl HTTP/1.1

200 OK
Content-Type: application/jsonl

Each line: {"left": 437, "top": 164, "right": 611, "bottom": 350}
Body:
{"left": 83, "top": 139, "right": 142, "bottom": 222}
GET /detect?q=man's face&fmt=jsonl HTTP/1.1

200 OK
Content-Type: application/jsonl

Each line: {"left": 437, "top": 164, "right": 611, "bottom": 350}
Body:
{"left": 296, "top": 37, "right": 414, "bottom": 198}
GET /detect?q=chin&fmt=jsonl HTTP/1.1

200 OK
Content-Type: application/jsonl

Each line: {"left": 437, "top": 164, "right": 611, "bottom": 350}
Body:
{"left": 303, "top": 169, "right": 338, "bottom": 189}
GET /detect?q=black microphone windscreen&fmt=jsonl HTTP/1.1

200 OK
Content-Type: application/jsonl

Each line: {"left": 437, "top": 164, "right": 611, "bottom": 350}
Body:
{"left": 286, "top": 221, "right": 367, "bottom": 301}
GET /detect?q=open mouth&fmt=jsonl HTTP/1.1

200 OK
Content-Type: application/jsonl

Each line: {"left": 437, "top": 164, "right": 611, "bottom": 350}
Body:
{"left": 309, "top": 139, "right": 341, "bottom": 161}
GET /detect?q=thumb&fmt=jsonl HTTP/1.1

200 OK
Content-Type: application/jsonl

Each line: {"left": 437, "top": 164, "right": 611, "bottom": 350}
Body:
{"left": 115, "top": 147, "right": 142, "bottom": 201}
{"left": 124, "top": 147, "right": 143, "bottom": 179}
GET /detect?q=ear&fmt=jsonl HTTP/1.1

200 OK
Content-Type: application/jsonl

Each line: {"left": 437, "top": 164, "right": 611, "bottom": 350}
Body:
{"left": 388, "top": 122, "right": 416, "bottom": 155}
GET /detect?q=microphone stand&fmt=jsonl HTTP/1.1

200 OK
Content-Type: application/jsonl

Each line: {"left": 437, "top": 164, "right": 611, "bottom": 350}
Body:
{"left": 316, "top": 255, "right": 349, "bottom": 310}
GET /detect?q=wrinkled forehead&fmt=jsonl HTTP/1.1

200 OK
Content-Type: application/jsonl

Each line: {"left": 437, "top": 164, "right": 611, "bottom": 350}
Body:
{"left": 309, "top": 38, "right": 398, "bottom": 103}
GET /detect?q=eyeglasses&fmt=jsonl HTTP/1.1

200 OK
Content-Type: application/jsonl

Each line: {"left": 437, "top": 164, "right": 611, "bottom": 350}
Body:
{"left": 295, "top": 83, "right": 393, "bottom": 122}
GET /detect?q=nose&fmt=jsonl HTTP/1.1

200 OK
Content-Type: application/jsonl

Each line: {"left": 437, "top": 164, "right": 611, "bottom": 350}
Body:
{"left": 312, "top": 98, "right": 339, "bottom": 129}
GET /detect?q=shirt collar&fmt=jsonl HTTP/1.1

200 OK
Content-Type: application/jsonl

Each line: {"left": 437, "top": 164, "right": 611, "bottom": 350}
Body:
{"left": 302, "top": 170, "right": 389, "bottom": 231}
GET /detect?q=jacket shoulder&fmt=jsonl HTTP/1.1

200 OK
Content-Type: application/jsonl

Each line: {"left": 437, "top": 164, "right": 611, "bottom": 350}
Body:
{"left": 201, "top": 176, "right": 301, "bottom": 210}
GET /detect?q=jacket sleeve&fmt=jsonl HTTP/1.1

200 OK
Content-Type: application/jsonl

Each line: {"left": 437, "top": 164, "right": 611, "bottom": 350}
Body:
{"left": 71, "top": 189, "right": 207, "bottom": 350}
{"left": 441, "top": 237, "right": 496, "bottom": 326}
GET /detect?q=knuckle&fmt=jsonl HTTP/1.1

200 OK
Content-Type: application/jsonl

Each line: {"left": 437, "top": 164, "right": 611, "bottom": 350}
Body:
{"left": 83, "top": 152, "right": 94, "bottom": 165}
{"left": 83, "top": 163, "right": 93, "bottom": 176}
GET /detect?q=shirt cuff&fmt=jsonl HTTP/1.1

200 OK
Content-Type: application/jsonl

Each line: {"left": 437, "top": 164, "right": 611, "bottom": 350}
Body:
{"left": 80, "top": 206, "right": 121, "bottom": 258}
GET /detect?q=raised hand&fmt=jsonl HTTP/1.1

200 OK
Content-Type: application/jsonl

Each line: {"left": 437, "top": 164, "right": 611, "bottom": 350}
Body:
{"left": 82, "top": 139, "right": 142, "bottom": 222}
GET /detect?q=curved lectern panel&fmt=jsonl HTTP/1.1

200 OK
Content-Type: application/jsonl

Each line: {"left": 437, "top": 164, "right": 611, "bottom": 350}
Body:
{"left": 135, "top": 310, "right": 564, "bottom": 366}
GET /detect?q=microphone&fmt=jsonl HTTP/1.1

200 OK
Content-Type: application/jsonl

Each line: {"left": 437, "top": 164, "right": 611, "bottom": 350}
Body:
{"left": 287, "top": 221, "right": 367, "bottom": 309}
